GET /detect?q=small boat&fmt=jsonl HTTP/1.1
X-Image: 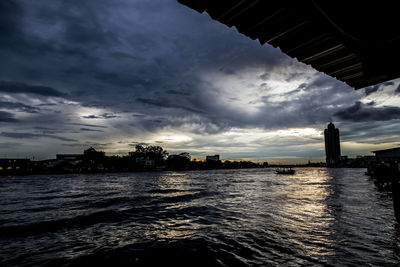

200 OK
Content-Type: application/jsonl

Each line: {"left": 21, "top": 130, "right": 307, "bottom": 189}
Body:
{"left": 276, "top": 168, "right": 295, "bottom": 175}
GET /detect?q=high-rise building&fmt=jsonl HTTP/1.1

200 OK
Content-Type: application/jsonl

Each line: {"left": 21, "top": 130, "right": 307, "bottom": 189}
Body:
{"left": 324, "top": 122, "right": 341, "bottom": 166}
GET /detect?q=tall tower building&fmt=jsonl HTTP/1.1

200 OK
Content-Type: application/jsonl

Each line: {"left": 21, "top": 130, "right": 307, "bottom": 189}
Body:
{"left": 324, "top": 122, "right": 341, "bottom": 166}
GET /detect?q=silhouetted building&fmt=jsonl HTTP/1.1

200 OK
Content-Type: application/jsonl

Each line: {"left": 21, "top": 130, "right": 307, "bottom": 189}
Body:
{"left": 373, "top": 147, "right": 400, "bottom": 162}
{"left": 206, "top": 155, "right": 220, "bottom": 162}
{"left": 205, "top": 155, "right": 221, "bottom": 169}
{"left": 324, "top": 122, "right": 341, "bottom": 167}
{"left": 0, "top": 159, "right": 30, "bottom": 175}
{"left": 84, "top": 147, "right": 105, "bottom": 161}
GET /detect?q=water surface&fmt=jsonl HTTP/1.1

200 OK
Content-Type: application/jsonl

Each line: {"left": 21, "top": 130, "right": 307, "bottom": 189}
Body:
{"left": 1, "top": 168, "right": 399, "bottom": 266}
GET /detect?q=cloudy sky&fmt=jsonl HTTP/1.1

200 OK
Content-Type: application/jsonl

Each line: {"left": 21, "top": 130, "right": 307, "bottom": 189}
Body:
{"left": 1, "top": 0, "right": 400, "bottom": 162}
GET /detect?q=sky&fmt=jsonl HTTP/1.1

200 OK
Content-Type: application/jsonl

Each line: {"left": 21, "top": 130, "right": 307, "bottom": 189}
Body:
{"left": 1, "top": 0, "right": 400, "bottom": 163}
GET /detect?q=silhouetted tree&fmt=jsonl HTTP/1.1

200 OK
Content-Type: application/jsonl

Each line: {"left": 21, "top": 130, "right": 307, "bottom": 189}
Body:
{"left": 129, "top": 145, "right": 168, "bottom": 166}
{"left": 167, "top": 152, "right": 191, "bottom": 170}
{"left": 84, "top": 147, "right": 105, "bottom": 162}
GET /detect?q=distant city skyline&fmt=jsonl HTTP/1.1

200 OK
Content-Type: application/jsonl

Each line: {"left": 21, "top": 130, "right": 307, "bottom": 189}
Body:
{"left": 1, "top": 0, "right": 400, "bottom": 163}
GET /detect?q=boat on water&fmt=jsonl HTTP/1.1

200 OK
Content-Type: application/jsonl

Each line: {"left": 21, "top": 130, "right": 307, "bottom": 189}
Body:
{"left": 276, "top": 168, "right": 295, "bottom": 175}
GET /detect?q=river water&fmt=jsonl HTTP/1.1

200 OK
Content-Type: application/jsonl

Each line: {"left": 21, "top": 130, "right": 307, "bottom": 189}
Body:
{"left": 1, "top": 168, "right": 399, "bottom": 266}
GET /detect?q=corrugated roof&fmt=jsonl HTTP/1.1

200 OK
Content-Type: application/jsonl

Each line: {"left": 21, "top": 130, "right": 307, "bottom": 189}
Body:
{"left": 178, "top": 0, "right": 400, "bottom": 89}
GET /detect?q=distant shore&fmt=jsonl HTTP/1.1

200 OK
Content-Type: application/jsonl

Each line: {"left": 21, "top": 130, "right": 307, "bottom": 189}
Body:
{"left": 0, "top": 164, "right": 369, "bottom": 177}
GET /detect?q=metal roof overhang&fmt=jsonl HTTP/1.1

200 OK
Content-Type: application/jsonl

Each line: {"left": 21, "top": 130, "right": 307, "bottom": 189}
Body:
{"left": 177, "top": 0, "right": 400, "bottom": 89}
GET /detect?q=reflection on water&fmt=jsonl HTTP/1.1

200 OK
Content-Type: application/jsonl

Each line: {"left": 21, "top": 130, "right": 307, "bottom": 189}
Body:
{"left": 147, "top": 172, "right": 199, "bottom": 240}
{"left": 275, "top": 168, "right": 335, "bottom": 260}
{"left": 0, "top": 168, "right": 399, "bottom": 266}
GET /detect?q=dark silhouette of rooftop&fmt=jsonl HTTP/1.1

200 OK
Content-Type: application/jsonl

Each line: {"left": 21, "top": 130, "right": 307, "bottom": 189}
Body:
{"left": 178, "top": 1, "right": 400, "bottom": 89}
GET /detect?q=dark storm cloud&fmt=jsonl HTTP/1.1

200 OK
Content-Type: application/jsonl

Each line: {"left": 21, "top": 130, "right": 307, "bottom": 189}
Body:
{"left": 165, "top": 89, "right": 191, "bottom": 96}
{"left": 68, "top": 123, "right": 107, "bottom": 129}
{"left": 0, "top": 132, "right": 77, "bottom": 142}
{"left": 136, "top": 98, "right": 204, "bottom": 114}
{"left": 218, "top": 67, "right": 236, "bottom": 75}
{"left": 94, "top": 73, "right": 120, "bottom": 84}
{"left": 0, "top": 101, "right": 40, "bottom": 113}
{"left": 364, "top": 81, "right": 394, "bottom": 96}
{"left": 82, "top": 113, "right": 118, "bottom": 119}
{"left": 0, "top": 0, "right": 294, "bottom": 136}
{"left": 364, "top": 85, "right": 380, "bottom": 96}
{"left": 0, "top": 1, "right": 23, "bottom": 48}
{"left": 125, "top": 72, "right": 359, "bottom": 134}
{"left": 33, "top": 126, "right": 61, "bottom": 134}
{"left": 0, "top": 81, "right": 66, "bottom": 97}
{"left": 0, "top": 111, "right": 18, "bottom": 122}
{"left": 242, "top": 74, "right": 362, "bottom": 129}
{"left": 0, "top": 0, "right": 363, "bottom": 139}
{"left": 396, "top": 84, "right": 400, "bottom": 94}
{"left": 38, "top": 103, "right": 57, "bottom": 106}
{"left": 335, "top": 101, "right": 400, "bottom": 122}
{"left": 62, "top": 142, "right": 110, "bottom": 148}
{"left": 82, "top": 115, "right": 101, "bottom": 119}
{"left": 61, "top": 13, "right": 117, "bottom": 46}
{"left": 338, "top": 121, "right": 400, "bottom": 145}
{"left": 285, "top": 72, "right": 305, "bottom": 82}
{"left": 0, "top": 0, "right": 285, "bottom": 110}
{"left": 79, "top": 128, "right": 104, "bottom": 132}
{"left": 3, "top": 0, "right": 400, "bottom": 160}
{"left": 259, "top": 73, "right": 269, "bottom": 81}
